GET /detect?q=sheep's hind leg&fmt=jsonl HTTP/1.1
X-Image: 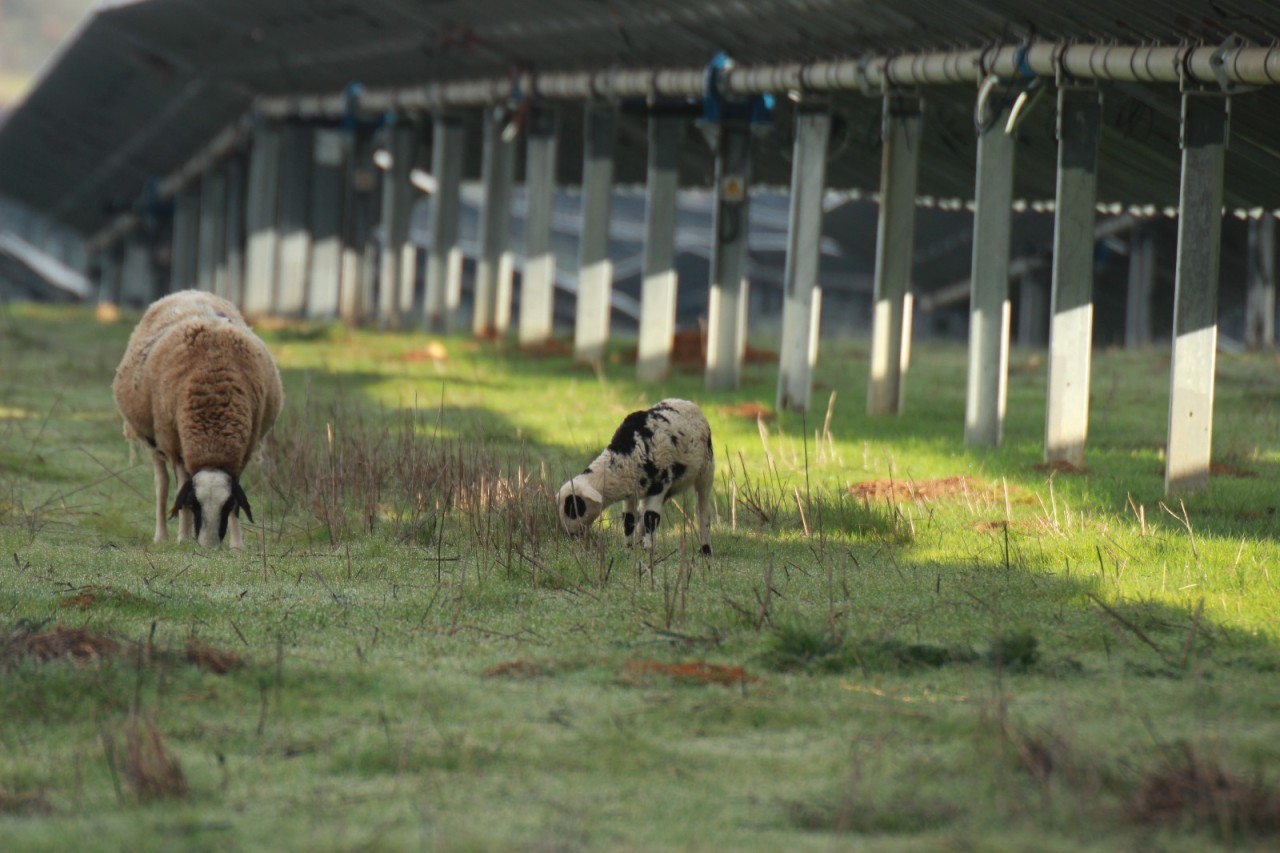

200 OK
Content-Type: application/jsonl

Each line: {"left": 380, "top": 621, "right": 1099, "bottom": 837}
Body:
{"left": 151, "top": 452, "right": 169, "bottom": 543}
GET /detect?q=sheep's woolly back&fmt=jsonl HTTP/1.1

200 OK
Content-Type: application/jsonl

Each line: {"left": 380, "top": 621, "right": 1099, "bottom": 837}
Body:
{"left": 115, "top": 314, "right": 283, "bottom": 476}
{"left": 113, "top": 290, "right": 248, "bottom": 448}
{"left": 577, "top": 398, "right": 714, "bottom": 507}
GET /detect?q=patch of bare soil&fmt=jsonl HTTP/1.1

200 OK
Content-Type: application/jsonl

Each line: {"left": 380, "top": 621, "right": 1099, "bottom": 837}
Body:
{"left": 848, "top": 476, "right": 977, "bottom": 503}
{"left": 1131, "top": 746, "right": 1280, "bottom": 835}
{"left": 3, "top": 625, "right": 243, "bottom": 675}
{"left": 719, "top": 402, "right": 774, "bottom": 421}
{"left": 482, "top": 659, "right": 552, "bottom": 679}
{"left": 400, "top": 341, "right": 449, "bottom": 363}
{"left": 624, "top": 659, "right": 758, "bottom": 687}
{"left": 518, "top": 339, "right": 573, "bottom": 357}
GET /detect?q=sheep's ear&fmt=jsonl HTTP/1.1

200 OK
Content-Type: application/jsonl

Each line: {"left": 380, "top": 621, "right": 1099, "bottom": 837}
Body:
{"left": 170, "top": 479, "right": 197, "bottom": 519}
{"left": 563, "top": 494, "right": 588, "bottom": 520}
{"left": 231, "top": 480, "right": 254, "bottom": 523}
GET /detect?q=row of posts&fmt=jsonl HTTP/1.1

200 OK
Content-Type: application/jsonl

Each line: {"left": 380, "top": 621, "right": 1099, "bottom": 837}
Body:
{"left": 92, "top": 86, "right": 1277, "bottom": 496}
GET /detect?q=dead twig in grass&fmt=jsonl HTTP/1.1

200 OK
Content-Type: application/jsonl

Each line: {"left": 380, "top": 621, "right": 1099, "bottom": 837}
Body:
{"left": 1087, "top": 593, "right": 1171, "bottom": 666}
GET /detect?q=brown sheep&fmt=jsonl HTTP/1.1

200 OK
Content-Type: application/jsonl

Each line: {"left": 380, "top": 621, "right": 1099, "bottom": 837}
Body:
{"left": 112, "top": 296, "right": 282, "bottom": 547}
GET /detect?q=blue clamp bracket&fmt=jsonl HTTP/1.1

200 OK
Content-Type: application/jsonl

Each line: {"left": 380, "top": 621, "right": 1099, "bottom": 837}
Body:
{"left": 701, "top": 51, "right": 775, "bottom": 129}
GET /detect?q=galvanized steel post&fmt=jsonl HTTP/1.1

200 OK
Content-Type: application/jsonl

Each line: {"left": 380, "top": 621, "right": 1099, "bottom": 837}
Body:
{"left": 475, "top": 108, "right": 516, "bottom": 337}
{"left": 1165, "top": 93, "right": 1229, "bottom": 495}
{"left": 423, "top": 115, "right": 465, "bottom": 331}
{"left": 195, "top": 170, "right": 227, "bottom": 296}
{"left": 1045, "top": 87, "right": 1102, "bottom": 468}
{"left": 244, "top": 123, "right": 283, "bottom": 316}
{"left": 378, "top": 118, "right": 417, "bottom": 328}
{"left": 777, "top": 106, "right": 831, "bottom": 413}
{"left": 518, "top": 108, "right": 560, "bottom": 346}
{"left": 704, "top": 119, "right": 753, "bottom": 391}
{"left": 1246, "top": 216, "right": 1276, "bottom": 348}
{"left": 276, "top": 124, "right": 315, "bottom": 316}
{"left": 308, "top": 129, "right": 348, "bottom": 319}
{"left": 574, "top": 103, "right": 618, "bottom": 363}
{"left": 867, "top": 94, "right": 923, "bottom": 416}
{"left": 636, "top": 113, "right": 683, "bottom": 382}
{"left": 169, "top": 188, "right": 200, "bottom": 294}
{"left": 964, "top": 92, "right": 1016, "bottom": 447}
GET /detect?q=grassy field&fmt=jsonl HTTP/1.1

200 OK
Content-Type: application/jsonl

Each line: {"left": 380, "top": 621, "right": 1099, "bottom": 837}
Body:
{"left": 2, "top": 302, "right": 1279, "bottom": 850}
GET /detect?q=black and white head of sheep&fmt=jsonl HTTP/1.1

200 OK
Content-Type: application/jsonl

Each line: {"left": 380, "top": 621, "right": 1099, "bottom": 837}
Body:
{"left": 170, "top": 469, "right": 255, "bottom": 549}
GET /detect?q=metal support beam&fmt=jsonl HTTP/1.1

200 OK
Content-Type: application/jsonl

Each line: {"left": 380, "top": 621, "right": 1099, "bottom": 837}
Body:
{"left": 378, "top": 118, "right": 417, "bottom": 328}
{"left": 424, "top": 115, "right": 465, "bottom": 331}
{"left": 221, "top": 157, "right": 246, "bottom": 305}
{"left": 1125, "top": 226, "right": 1156, "bottom": 347}
{"left": 169, "top": 189, "right": 200, "bottom": 294}
{"left": 1018, "top": 272, "right": 1049, "bottom": 347}
{"left": 1166, "top": 93, "right": 1229, "bottom": 496}
{"left": 309, "top": 129, "right": 348, "bottom": 319}
{"left": 195, "top": 171, "right": 227, "bottom": 295}
{"left": 637, "top": 113, "right": 683, "bottom": 382}
{"left": 574, "top": 103, "right": 618, "bottom": 362}
{"left": 518, "top": 109, "right": 560, "bottom": 346}
{"left": 244, "top": 124, "right": 283, "bottom": 316}
{"left": 777, "top": 107, "right": 831, "bottom": 412}
{"left": 964, "top": 97, "right": 1016, "bottom": 447}
{"left": 97, "top": 246, "right": 122, "bottom": 306}
{"left": 475, "top": 108, "right": 516, "bottom": 337}
{"left": 1246, "top": 216, "right": 1276, "bottom": 349}
{"left": 1045, "top": 87, "right": 1102, "bottom": 468}
{"left": 705, "top": 121, "right": 753, "bottom": 391}
{"left": 276, "top": 124, "right": 314, "bottom": 315}
{"left": 867, "top": 94, "right": 922, "bottom": 416}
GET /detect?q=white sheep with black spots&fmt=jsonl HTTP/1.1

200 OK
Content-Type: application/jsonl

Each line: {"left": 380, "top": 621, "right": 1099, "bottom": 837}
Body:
{"left": 112, "top": 294, "right": 283, "bottom": 548}
{"left": 557, "top": 398, "right": 714, "bottom": 554}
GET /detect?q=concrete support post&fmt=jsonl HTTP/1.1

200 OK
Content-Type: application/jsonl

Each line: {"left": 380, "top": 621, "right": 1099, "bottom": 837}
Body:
{"left": 98, "top": 246, "right": 123, "bottom": 305}
{"left": 704, "top": 121, "right": 753, "bottom": 391}
{"left": 574, "top": 103, "right": 618, "bottom": 362}
{"left": 309, "top": 128, "right": 348, "bottom": 319}
{"left": 169, "top": 189, "right": 200, "bottom": 294}
{"left": 1045, "top": 88, "right": 1102, "bottom": 468}
{"left": 378, "top": 119, "right": 417, "bottom": 328}
{"left": 867, "top": 94, "right": 923, "bottom": 416}
{"left": 964, "top": 97, "right": 1016, "bottom": 447}
{"left": 221, "top": 157, "right": 246, "bottom": 306}
{"left": 244, "top": 123, "right": 284, "bottom": 316}
{"left": 518, "top": 109, "right": 560, "bottom": 346}
{"left": 122, "top": 235, "right": 157, "bottom": 306}
{"left": 1125, "top": 226, "right": 1155, "bottom": 347}
{"left": 195, "top": 171, "right": 227, "bottom": 296}
{"left": 1166, "top": 94, "right": 1229, "bottom": 495}
{"left": 636, "top": 113, "right": 683, "bottom": 382}
{"left": 1246, "top": 216, "right": 1276, "bottom": 349}
{"left": 276, "top": 124, "right": 314, "bottom": 315}
{"left": 1018, "top": 273, "right": 1049, "bottom": 347}
{"left": 777, "top": 107, "right": 831, "bottom": 412}
{"left": 424, "top": 115, "right": 465, "bottom": 331}
{"left": 475, "top": 108, "right": 516, "bottom": 337}
{"left": 340, "top": 129, "right": 378, "bottom": 325}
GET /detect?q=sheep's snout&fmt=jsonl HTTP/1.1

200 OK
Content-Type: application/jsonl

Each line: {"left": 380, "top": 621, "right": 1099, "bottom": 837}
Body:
{"left": 557, "top": 478, "right": 602, "bottom": 537}
{"left": 173, "top": 470, "right": 252, "bottom": 548}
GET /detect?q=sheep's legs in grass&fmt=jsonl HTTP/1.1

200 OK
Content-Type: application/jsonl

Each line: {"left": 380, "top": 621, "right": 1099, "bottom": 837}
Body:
{"left": 640, "top": 496, "right": 663, "bottom": 551}
{"left": 695, "top": 472, "right": 713, "bottom": 556}
{"left": 174, "top": 462, "right": 195, "bottom": 542}
{"left": 623, "top": 497, "right": 640, "bottom": 547}
{"left": 151, "top": 452, "right": 170, "bottom": 542}
{"left": 228, "top": 513, "right": 245, "bottom": 549}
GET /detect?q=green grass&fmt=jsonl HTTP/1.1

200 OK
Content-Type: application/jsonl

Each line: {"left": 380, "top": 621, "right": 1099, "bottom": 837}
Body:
{"left": 2, "top": 302, "right": 1280, "bottom": 850}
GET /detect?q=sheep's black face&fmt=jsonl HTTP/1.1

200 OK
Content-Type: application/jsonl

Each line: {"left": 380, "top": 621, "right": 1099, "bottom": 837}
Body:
{"left": 564, "top": 495, "right": 587, "bottom": 520}
{"left": 172, "top": 471, "right": 253, "bottom": 547}
{"left": 556, "top": 478, "right": 602, "bottom": 536}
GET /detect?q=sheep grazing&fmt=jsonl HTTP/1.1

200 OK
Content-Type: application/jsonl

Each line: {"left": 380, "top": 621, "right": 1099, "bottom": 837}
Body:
{"left": 557, "top": 398, "right": 714, "bottom": 555}
{"left": 112, "top": 292, "right": 283, "bottom": 548}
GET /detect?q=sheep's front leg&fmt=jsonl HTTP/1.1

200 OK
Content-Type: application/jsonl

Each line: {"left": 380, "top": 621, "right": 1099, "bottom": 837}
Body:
{"left": 174, "top": 462, "right": 195, "bottom": 543}
{"left": 228, "top": 513, "right": 245, "bottom": 549}
{"left": 640, "top": 495, "right": 664, "bottom": 550}
{"left": 151, "top": 452, "right": 170, "bottom": 543}
{"left": 695, "top": 471, "right": 713, "bottom": 556}
{"left": 623, "top": 497, "right": 639, "bottom": 547}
